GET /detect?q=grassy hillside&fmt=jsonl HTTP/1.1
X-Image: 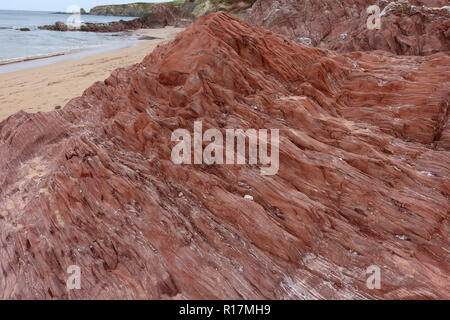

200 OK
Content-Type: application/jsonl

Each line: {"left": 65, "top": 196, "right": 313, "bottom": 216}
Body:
{"left": 89, "top": 1, "right": 185, "bottom": 17}
{"left": 89, "top": 1, "right": 256, "bottom": 17}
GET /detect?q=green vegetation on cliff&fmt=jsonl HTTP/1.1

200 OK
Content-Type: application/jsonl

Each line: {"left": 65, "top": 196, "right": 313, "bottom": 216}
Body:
{"left": 89, "top": 1, "right": 185, "bottom": 17}
{"left": 89, "top": 1, "right": 256, "bottom": 17}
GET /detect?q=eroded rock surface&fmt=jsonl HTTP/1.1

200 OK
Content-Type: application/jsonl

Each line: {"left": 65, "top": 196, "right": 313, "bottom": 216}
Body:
{"left": 1, "top": 12, "right": 449, "bottom": 299}
{"left": 182, "top": 0, "right": 256, "bottom": 16}
{"left": 245, "top": 0, "right": 450, "bottom": 55}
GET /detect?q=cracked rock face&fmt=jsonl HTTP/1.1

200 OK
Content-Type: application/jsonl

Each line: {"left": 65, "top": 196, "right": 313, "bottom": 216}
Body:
{"left": 0, "top": 12, "right": 449, "bottom": 299}
{"left": 245, "top": 0, "right": 450, "bottom": 55}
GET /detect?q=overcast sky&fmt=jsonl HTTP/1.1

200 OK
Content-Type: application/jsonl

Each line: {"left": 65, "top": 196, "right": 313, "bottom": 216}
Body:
{"left": 0, "top": 0, "right": 173, "bottom": 12}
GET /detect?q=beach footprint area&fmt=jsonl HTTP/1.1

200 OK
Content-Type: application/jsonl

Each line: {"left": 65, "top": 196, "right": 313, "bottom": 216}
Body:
{"left": 0, "top": 27, "right": 183, "bottom": 121}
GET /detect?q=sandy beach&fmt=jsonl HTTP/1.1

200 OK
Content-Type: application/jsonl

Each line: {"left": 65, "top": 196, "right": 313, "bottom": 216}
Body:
{"left": 0, "top": 27, "right": 183, "bottom": 121}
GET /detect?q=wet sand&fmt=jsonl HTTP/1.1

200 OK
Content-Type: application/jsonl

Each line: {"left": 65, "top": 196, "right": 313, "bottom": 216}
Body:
{"left": 0, "top": 27, "right": 183, "bottom": 121}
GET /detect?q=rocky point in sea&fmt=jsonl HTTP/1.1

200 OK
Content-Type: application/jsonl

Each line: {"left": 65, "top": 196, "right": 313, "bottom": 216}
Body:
{"left": 0, "top": 12, "right": 449, "bottom": 299}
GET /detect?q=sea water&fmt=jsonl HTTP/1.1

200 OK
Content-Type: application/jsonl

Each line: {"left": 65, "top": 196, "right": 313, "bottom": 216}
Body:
{"left": 0, "top": 10, "right": 136, "bottom": 65}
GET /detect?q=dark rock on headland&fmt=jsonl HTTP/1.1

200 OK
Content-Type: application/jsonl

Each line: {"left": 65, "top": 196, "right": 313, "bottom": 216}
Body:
{"left": 53, "top": 8, "right": 87, "bottom": 15}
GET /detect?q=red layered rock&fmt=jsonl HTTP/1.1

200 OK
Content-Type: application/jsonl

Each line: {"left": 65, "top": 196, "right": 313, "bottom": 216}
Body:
{"left": 0, "top": 12, "right": 449, "bottom": 299}
{"left": 245, "top": 0, "right": 450, "bottom": 55}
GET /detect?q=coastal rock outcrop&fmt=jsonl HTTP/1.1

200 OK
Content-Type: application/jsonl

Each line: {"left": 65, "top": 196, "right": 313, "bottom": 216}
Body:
{"left": 39, "top": 4, "right": 195, "bottom": 32}
{"left": 182, "top": 0, "right": 256, "bottom": 16}
{"left": 1, "top": 12, "right": 449, "bottom": 299}
{"left": 245, "top": 0, "right": 450, "bottom": 55}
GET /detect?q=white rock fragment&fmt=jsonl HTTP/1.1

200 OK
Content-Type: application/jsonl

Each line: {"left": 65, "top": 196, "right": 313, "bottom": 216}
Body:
{"left": 244, "top": 195, "right": 254, "bottom": 201}
{"left": 298, "top": 37, "right": 313, "bottom": 47}
{"left": 395, "top": 234, "right": 409, "bottom": 241}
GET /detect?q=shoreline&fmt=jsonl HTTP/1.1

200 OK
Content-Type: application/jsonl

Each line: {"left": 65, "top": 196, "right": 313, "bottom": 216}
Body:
{"left": 0, "top": 29, "right": 146, "bottom": 74}
{"left": 0, "top": 40, "right": 137, "bottom": 74}
{"left": 0, "top": 27, "right": 183, "bottom": 122}
{"left": 0, "top": 52, "right": 67, "bottom": 66}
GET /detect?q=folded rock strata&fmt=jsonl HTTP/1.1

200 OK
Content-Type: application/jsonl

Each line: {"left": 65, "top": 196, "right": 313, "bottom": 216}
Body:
{"left": 1, "top": 12, "right": 449, "bottom": 299}
{"left": 245, "top": 0, "right": 450, "bottom": 55}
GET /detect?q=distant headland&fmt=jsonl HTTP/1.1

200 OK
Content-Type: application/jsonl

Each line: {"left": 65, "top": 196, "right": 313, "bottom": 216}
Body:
{"left": 52, "top": 1, "right": 256, "bottom": 18}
